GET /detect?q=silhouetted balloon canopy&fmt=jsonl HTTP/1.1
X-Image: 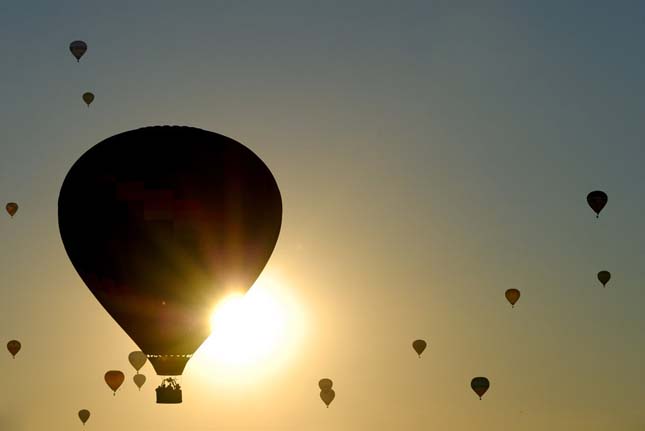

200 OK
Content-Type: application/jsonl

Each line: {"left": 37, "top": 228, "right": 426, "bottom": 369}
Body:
{"left": 82, "top": 92, "right": 94, "bottom": 106}
{"left": 412, "top": 339, "right": 427, "bottom": 357}
{"left": 471, "top": 377, "right": 490, "bottom": 399}
{"left": 320, "top": 389, "right": 335, "bottom": 407}
{"left": 505, "top": 289, "right": 520, "bottom": 307}
{"left": 78, "top": 409, "right": 90, "bottom": 425}
{"left": 587, "top": 191, "right": 607, "bottom": 218}
{"left": 133, "top": 373, "right": 147, "bottom": 390}
{"left": 104, "top": 370, "right": 125, "bottom": 395}
{"left": 58, "top": 126, "right": 282, "bottom": 389}
{"left": 129, "top": 351, "right": 147, "bottom": 372}
{"left": 318, "top": 378, "right": 333, "bottom": 391}
{"left": 69, "top": 40, "right": 87, "bottom": 62}
{"left": 598, "top": 270, "right": 611, "bottom": 287}
{"left": 7, "top": 340, "right": 21, "bottom": 358}
{"left": 6, "top": 202, "right": 18, "bottom": 217}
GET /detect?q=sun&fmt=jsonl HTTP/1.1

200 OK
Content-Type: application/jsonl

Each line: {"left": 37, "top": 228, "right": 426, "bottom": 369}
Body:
{"left": 192, "top": 274, "right": 305, "bottom": 385}
{"left": 208, "top": 287, "right": 287, "bottom": 365}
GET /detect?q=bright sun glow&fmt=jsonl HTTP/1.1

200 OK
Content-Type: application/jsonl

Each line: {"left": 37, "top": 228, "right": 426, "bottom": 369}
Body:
{"left": 191, "top": 274, "right": 306, "bottom": 386}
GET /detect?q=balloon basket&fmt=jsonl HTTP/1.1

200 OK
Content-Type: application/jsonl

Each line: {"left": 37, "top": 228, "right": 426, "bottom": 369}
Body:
{"left": 156, "top": 387, "right": 182, "bottom": 404}
{"left": 156, "top": 377, "right": 182, "bottom": 404}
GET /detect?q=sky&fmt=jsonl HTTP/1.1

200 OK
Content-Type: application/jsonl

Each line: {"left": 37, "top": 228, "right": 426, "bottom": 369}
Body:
{"left": 2, "top": 1, "right": 645, "bottom": 429}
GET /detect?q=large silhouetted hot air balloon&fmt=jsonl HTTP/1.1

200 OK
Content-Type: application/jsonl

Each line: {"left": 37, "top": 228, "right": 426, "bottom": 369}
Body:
{"left": 412, "top": 339, "right": 427, "bottom": 357}
{"left": 505, "top": 289, "right": 520, "bottom": 307}
{"left": 7, "top": 340, "right": 21, "bottom": 358}
{"left": 318, "top": 378, "right": 333, "bottom": 391}
{"left": 320, "top": 389, "right": 335, "bottom": 407}
{"left": 104, "top": 370, "right": 125, "bottom": 395}
{"left": 471, "top": 377, "right": 490, "bottom": 399}
{"left": 6, "top": 202, "right": 18, "bottom": 217}
{"left": 58, "top": 126, "right": 282, "bottom": 404}
{"left": 133, "top": 374, "right": 147, "bottom": 390}
{"left": 129, "top": 351, "right": 147, "bottom": 373}
{"left": 598, "top": 271, "right": 611, "bottom": 287}
{"left": 69, "top": 41, "right": 87, "bottom": 62}
{"left": 82, "top": 92, "right": 94, "bottom": 107}
{"left": 587, "top": 191, "right": 607, "bottom": 218}
{"left": 78, "top": 409, "right": 90, "bottom": 425}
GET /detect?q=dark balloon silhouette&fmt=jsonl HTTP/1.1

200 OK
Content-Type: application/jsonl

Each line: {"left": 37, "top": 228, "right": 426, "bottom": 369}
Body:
{"left": 58, "top": 126, "right": 282, "bottom": 403}
{"left": 69, "top": 40, "right": 87, "bottom": 62}
{"left": 412, "top": 339, "right": 427, "bottom": 357}
{"left": 7, "top": 340, "right": 21, "bottom": 358}
{"left": 318, "top": 378, "right": 333, "bottom": 391}
{"left": 320, "top": 389, "right": 335, "bottom": 407}
{"left": 82, "top": 92, "right": 94, "bottom": 107}
{"left": 5, "top": 202, "right": 18, "bottom": 217}
{"left": 598, "top": 270, "right": 611, "bottom": 287}
{"left": 587, "top": 191, "right": 607, "bottom": 218}
{"left": 129, "top": 351, "right": 147, "bottom": 373}
{"left": 471, "top": 377, "right": 490, "bottom": 399}
{"left": 133, "top": 373, "right": 147, "bottom": 390}
{"left": 505, "top": 289, "right": 520, "bottom": 307}
{"left": 104, "top": 370, "right": 125, "bottom": 395}
{"left": 78, "top": 409, "right": 90, "bottom": 425}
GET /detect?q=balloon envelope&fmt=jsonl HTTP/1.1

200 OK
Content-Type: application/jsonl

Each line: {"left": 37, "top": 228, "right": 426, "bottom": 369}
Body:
{"left": 6, "top": 202, "right": 18, "bottom": 217}
{"left": 129, "top": 351, "right": 147, "bottom": 372}
{"left": 412, "top": 339, "right": 427, "bottom": 357}
{"left": 104, "top": 370, "right": 125, "bottom": 394}
{"left": 69, "top": 40, "right": 87, "bottom": 61}
{"left": 318, "top": 378, "right": 333, "bottom": 391}
{"left": 58, "top": 126, "right": 282, "bottom": 377}
{"left": 320, "top": 389, "right": 335, "bottom": 407}
{"left": 78, "top": 409, "right": 90, "bottom": 425}
{"left": 505, "top": 289, "right": 520, "bottom": 307}
{"left": 471, "top": 377, "right": 490, "bottom": 399}
{"left": 82, "top": 92, "right": 94, "bottom": 106}
{"left": 7, "top": 340, "right": 21, "bottom": 358}
{"left": 598, "top": 271, "right": 611, "bottom": 287}
{"left": 587, "top": 191, "right": 607, "bottom": 218}
{"left": 133, "top": 373, "right": 147, "bottom": 390}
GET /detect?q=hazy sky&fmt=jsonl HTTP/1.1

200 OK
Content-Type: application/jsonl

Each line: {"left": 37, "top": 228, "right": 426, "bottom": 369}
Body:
{"left": 2, "top": 1, "right": 645, "bottom": 430}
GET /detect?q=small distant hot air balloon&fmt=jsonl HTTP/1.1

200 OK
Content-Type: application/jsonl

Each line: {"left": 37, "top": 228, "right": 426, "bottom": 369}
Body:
{"left": 320, "top": 389, "right": 335, "bottom": 408}
{"left": 69, "top": 40, "right": 87, "bottom": 62}
{"left": 6, "top": 202, "right": 18, "bottom": 217}
{"left": 78, "top": 409, "right": 90, "bottom": 425}
{"left": 505, "top": 289, "right": 520, "bottom": 307}
{"left": 598, "top": 271, "right": 611, "bottom": 287}
{"left": 318, "top": 378, "right": 333, "bottom": 391}
{"left": 104, "top": 370, "right": 125, "bottom": 395}
{"left": 412, "top": 339, "right": 427, "bottom": 357}
{"left": 471, "top": 377, "right": 490, "bottom": 400}
{"left": 128, "top": 351, "right": 147, "bottom": 374}
{"left": 587, "top": 191, "right": 607, "bottom": 218}
{"left": 133, "top": 374, "right": 147, "bottom": 390}
{"left": 7, "top": 340, "right": 21, "bottom": 358}
{"left": 82, "top": 92, "right": 94, "bottom": 107}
